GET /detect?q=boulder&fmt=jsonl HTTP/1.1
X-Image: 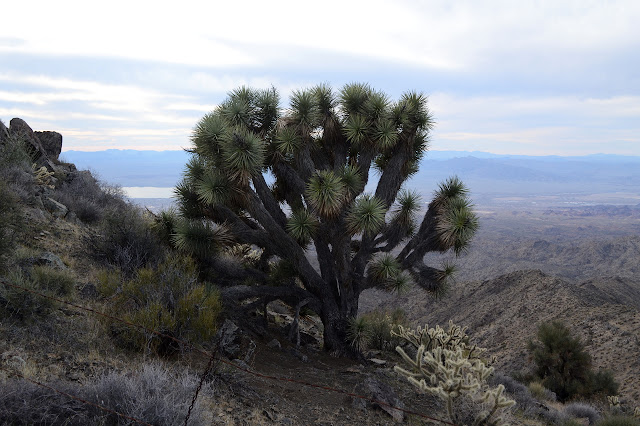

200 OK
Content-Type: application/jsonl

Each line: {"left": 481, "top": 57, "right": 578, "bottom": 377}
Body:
{"left": 215, "top": 319, "right": 256, "bottom": 362}
{"left": 34, "top": 252, "right": 67, "bottom": 270}
{"left": 353, "top": 377, "right": 405, "bottom": 423}
{"left": 35, "top": 131, "right": 63, "bottom": 160}
{"left": 9, "top": 118, "right": 57, "bottom": 171}
{"left": 0, "top": 119, "right": 8, "bottom": 144}
{"left": 43, "top": 197, "right": 68, "bottom": 218}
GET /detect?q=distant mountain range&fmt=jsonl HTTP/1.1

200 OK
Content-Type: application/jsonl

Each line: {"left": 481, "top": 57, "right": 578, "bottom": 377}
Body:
{"left": 61, "top": 149, "right": 640, "bottom": 202}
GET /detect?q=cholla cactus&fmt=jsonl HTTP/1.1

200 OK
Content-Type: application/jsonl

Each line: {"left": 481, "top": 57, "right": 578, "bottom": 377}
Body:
{"left": 607, "top": 395, "right": 620, "bottom": 408}
{"left": 393, "top": 322, "right": 515, "bottom": 425}
{"left": 32, "top": 164, "right": 54, "bottom": 188}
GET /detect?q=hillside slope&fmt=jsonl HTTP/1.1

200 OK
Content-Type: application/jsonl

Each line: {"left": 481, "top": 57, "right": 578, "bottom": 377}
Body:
{"left": 364, "top": 269, "right": 640, "bottom": 403}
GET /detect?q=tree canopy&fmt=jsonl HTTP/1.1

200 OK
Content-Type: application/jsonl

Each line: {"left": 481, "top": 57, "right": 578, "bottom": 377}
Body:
{"left": 171, "top": 83, "right": 478, "bottom": 353}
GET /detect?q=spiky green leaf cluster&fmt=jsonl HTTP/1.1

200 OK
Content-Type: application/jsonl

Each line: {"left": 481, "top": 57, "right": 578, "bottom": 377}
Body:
{"left": 286, "top": 209, "right": 318, "bottom": 246}
{"left": 220, "top": 130, "right": 265, "bottom": 185}
{"left": 339, "top": 164, "right": 364, "bottom": 201}
{"left": 274, "top": 126, "right": 301, "bottom": 156}
{"left": 367, "top": 254, "right": 412, "bottom": 293}
{"left": 432, "top": 176, "right": 479, "bottom": 254}
{"left": 343, "top": 114, "right": 369, "bottom": 146}
{"left": 390, "top": 190, "right": 420, "bottom": 234}
{"left": 346, "top": 194, "right": 386, "bottom": 235}
{"left": 171, "top": 220, "right": 234, "bottom": 258}
{"left": 347, "top": 316, "right": 371, "bottom": 352}
{"left": 306, "top": 170, "right": 346, "bottom": 217}
{"left": 339, "top": 83, "right": 372, "bottom": 116}
{"left": 191, "top": 113, "right": 228, "bottom": 159}
{"left": 195, "top": 170, "right": 229, "bottom": 206}
{"left": 290, "top": 89, "right": 319, "bottom": 127}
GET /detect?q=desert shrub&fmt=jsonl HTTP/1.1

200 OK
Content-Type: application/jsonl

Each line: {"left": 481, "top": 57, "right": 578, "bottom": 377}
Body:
{"left": 31, "top": 265, "right": 75, "bottom": 297}
{"left": 100, "top": 256, "right": 222, "bottom": 354}
{"left": 597, "top": 416, "right": 640, "bottom": 426}
{"left": 53, "top": 170, "right": 128, "bottom": 223}
{"left": 347, "top": 316, "right": 371, "bottom": 352}
{"left": 150, "top": 207, "right": 180, "bottom": 246}
{"left": 561, "top": 420, "right": 589, "bottom": 426}
{"left": 85, "top": 363, "right": 209, "bottom": 425}
{"left": 393, "top": 321, "right": 516, "bottom": 425}
{"left": 490, "top": 373, "right": 547, "bottom": 419}
{"left": 347, "top": 308, "right": 409, "bottom": 353}
{"left": 528, "top": 381, "right": 557, "bottom": 401}
{"left": 0, "top": 134, "right": 40, "bottom": 204}
{"left": 0, "top": 363, "right": 210, "bottom": 425}
{"left": 590, "top": 369, "right": 619, "bottom": 397}
{"left": 529, "top": 321, "right": 619, "bottom": 402}
{"left": 0, "top": 181, "right": 23, "bottom": 272}
{"left": 0, "top": 379, "right": 90, "bottom": 425}
{"left": 87, "top": 206, "right": 165, "bottom": 276}
{"left": 365, "top": 308, "right": 409, "bottom": 351}
{"left": 0, "top": 268, "right": 57, "bottom": 322}
{"left": 564, "top": 402, "right": 601, "bottom": 424}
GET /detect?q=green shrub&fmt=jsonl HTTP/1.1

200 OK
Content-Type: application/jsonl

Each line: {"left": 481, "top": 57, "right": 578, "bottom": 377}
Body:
{"left": 0, "top": 181, "right": 23, "bottom": 272}
{"left": 528, "top": 381, "right": 556, "bottom": 401}
{"left": 0, "top": 268, "right": 57, "bottom": 322}
{"left": 597, "top": 416, "right": 640, "bottom": 426}
{"left": 346, "top": 316, "right": 371, "bottom": 352}
{"left": 53, "top": 171, "right": 128, "bottom": 223}
{"left": 87, "top": 207, "right": 165, "bottom": 276}
{"left": 0, "top": 132, "right": 31, "bottom": 173}
{"left": 528, "top": 321, "right": 618, "bottom": 402}
{"left": 31, "top": 265, "right": 75, "bottom": 297}
{"left": 590, "top": 369, "right": 619, "bottom": 397}
{"left": 99, "top": 256, "right": 222, "bottom": 354}
{"left": 363, "top": 308, "right": 409, "bottom": 351}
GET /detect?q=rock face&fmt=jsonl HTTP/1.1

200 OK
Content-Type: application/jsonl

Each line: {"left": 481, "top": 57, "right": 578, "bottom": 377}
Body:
{"left": 8, "top": 118, "right": 59, "bottom": 171}
{"left": 35, "top": 131, "right": 63, "bottom": 160}
{"left": 0, "top": 119, "right": 8, "bottom": 143}
{"left": 353, "top": 377, "right": 405, "bottom": 423}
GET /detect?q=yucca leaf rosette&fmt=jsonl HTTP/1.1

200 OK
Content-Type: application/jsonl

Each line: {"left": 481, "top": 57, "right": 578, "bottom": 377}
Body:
{"left": 346, "top": 194, "right": 386, "bottom": 235}
{"left": 306, "top": 170, "right": 346, "bottom": 217}
{"left": 172, "top": 220, "right": 234, "bottom": 258}
{"left": 286, "top": 209, "right": 318, "bottom": 246}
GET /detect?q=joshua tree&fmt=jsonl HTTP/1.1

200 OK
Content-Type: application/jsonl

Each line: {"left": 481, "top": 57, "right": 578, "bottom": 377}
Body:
{"left": 172, "top": 83, "right": 478, "bottom": 354}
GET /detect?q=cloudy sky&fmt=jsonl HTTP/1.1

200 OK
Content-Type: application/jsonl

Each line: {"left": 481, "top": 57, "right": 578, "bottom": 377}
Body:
{"left": 1, "top": 0, "right": 639, "bottom": 155}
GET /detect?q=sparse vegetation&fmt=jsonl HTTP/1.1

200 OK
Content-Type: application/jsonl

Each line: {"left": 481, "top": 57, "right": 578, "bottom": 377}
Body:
{"left": 31, "top": 265, "right": 75, "bottom": 297}
{"left": 597, "top": 416, "right": 640, "bottom": 426}
{"left": 53, "top": 170, "right": 127, "bottom": 223}
{"left": 87, "top": 206, "right": 166, "bottom": 276}
{"left": 346, "top": 308, "right": 409, "bottom": 352}
{"left": 0, "top": 363, "right": 210, "bottom": 425}
{"left": 98, "top": 256, "right": 222, "bottom": 354}
{"left": 0, "top": 181, "right": 23, "bottom": 273}
{"left": 0, "top": 268, "right": 58, "bottom": 322}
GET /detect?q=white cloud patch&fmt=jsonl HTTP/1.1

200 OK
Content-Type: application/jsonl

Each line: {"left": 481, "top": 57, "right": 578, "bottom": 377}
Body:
{"left": 3, "top": 1, "right": 638, "bottom": 71}
{"left": 429, "top": 93, "right": 640, "bottom": 155}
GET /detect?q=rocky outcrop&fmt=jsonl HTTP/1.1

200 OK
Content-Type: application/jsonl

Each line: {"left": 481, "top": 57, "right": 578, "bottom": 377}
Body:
{"left": 7, "top": 118, "right": 62, "bottom": 171}
{"left": 0, "top": 119, "right": 8, "bottom": 144}
{"left": 35, "top": 131, "right": 63, "bottom": 160}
